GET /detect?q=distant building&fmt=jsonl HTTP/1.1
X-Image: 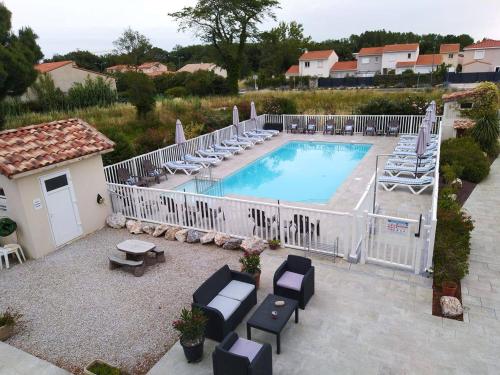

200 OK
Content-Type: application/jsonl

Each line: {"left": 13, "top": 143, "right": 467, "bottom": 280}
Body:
{"left": 285, "top": 65, "right": 300, "bottom": 78}
{"left": 439, "top": 43, "right": 461, "bottom": 71}
{"left": 380, "top": 43, "right": 420, "bottom": 73}
{"left": 105, "top": 62, "right": 170, "bottom": 77}
{"left": 395, "top": 54, "right": 443, "bottom": 74}
{"left": 330, "top": 61, "right": 357, "bottom": 78}
{"left": 298, "top": 50, "right": 338, "bottom": 78}
{"left": 355, "top": 47, "right": 384, "bottom": 77}
{"left": 461, "top": 39, "right": 500, "bottom": 73}
{"left": 177, "top": 63, "right": 227, "bottom": 78}
{"left": 105, "top": 64, "right": 133, "bottom": 74}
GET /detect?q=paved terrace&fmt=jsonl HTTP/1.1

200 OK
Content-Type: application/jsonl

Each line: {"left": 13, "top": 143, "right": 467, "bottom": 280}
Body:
{"left": 155, "top": 132, "right": 433, "bottom": 218}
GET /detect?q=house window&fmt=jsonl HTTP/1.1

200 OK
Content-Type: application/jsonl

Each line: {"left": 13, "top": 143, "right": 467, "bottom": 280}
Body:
{"left": 448, "top": 53, "right": 454, "bottom": 59}
{"left": 375, "top": 57, "right": 379, "bottom": 62}
{"left": 0, "top": 187, "right": 6, "bottom": 211}
{"left": 361, "top": 57, "right": 370, "bottom": 64}
{"left": 407, "top": 53, "right": 411, "bottom": 59}
{"left": 474, "top": 50, "right": 485, "bottom": 59}
{"left": 460, "top": 102, "right": 473, "bottom": 109}
{"left": 495, "top": 66, "right": 500, "bottom": 72}
{"left": 317, "top": 61, "right": 323, "bottom": 68}
{"left": 305, "top": 61, "right": 310, "bottom": 68}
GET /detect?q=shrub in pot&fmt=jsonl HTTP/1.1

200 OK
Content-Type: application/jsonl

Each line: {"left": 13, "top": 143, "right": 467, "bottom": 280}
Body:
{"left": 84, "top": 360, "right": 121, "bottom": 375}
{"left": 0, "top": 308, "right": 22, "bottom": 341}
{"left": 268, "top": 239, "right": 281, "bottom": 250}
{"left": 240, "top": 250, "right": 262, "bottom": 288}
{"left": 172, "top": 307, "right": 208, "bottom": 363}
{"left": 0, "top": 218, "right": 17, "bottom": 238}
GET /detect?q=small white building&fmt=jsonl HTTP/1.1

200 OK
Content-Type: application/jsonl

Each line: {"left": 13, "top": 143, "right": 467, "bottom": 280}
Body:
{"left": 177, "top": 63, "right": 228, "bottom": 78}
{"left": 298, "top": 50, "right": 338, "bottom": 78}
{"left": 395, "top": 54, "right": 443, "bottom": 74}
{"left": 330, "top": 61, "right": 358, "bottom": 78}
{"left": 0, "top": 119, "right": 114, "bottom": 259}
{"left": 381, "top": 43, "right": 419, "bottom": 73}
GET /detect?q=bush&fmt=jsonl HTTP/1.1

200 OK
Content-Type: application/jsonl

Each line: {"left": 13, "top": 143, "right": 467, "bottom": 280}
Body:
{"left": 165, "top": 86, "right": 188, "bottom": 98}
{"left": 356, "top": 95, "right": 432, "bottom": 115}
{"left": 440, "top": 137, "right": 490, "bottom": 183}
{"left": 67, "top": 77, "right": 117, "bottom": 109}
{"left": 120, "top": 72, "right": 156, "bottom": 117}
{"left": 154, "top": 70, "right": 229, "bottom": 97}
{"left": 99, "top": 126, "right": 135, "bottom": 165}
{"left": 261, "top": 96, "right": 297, "bottom": 115}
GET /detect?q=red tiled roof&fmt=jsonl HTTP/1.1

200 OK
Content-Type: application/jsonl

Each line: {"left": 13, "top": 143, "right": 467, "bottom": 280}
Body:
{"left": 396, "top": 61, "right": 416, "bottom": 68}
{"left": 138, "top": 62, "right": 160, "bottom": 68}
{"left": 0, "top": 119, "right": 114, "bottom": 178}
{"left": 464, "top": 39, "right": 500, "bottom": 50}
{"left": 358, "top": 47, "right": 384, "bottom": 56}
{"left": 442, "top": 90, "right": 476, "bottom": 102}
{"left": 383, "top": 43, "right": 419, "bottom": 53}
{"left": 453, "top": 119, "right": 476, "bottom": 130}
{"left": 299, "top": 50, "right": 335, "bottom": 60}
{"left": 440, "top": 43, "right": 460, "bottom": 53}
{"left": 331, "top": 61, "right": 357, "bottom": 71}
{"left": 286, "top": 65, "right": 299, "bottom": 74}
{"left": 35, "top": 61, "right": 73, "bottom": 73}
{"left": 416, "top": 54, "right": 443, "bottom": 66}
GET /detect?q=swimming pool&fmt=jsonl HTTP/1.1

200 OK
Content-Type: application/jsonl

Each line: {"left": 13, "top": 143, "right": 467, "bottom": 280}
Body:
{"left": 175, "top": 141, "right": 371, "bottom": 203}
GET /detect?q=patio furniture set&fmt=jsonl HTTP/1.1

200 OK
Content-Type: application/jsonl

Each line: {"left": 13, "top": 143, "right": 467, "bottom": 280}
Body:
{"left": 287, "top": 118, "right": 400, "bottom": 136}
{"left": 108, "top": 239, "right": 165, "bottom": 277}
{"left": 194, "top": 255, "right": 315, "bottom": 374}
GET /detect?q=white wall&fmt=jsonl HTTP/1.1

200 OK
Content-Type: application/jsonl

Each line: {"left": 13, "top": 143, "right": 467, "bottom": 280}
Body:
{"left": 299, "top": 52, "right": 338, "bottom": 77}
{"left": 382, "top": 49, "right": 419, "bottom": 71}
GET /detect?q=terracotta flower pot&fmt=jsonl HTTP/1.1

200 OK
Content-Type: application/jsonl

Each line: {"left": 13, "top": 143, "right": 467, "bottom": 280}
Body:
{"left": 269, "top": 243, "right": 279, "bottom": 250}
{"left": 0, "top": 324, "right": 13, "bottom": 341}
{"left": 442, "top": 281, "right": 458, "bottom": 297}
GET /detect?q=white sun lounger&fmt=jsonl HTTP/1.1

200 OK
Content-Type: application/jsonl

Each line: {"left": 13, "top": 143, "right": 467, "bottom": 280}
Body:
{"left": 244, "top": 131, "right": 272, "bottom": 140}
{"left": 392, "top": 150, "right": 437, "bottom": 158}
{"left": 384, "top": 163, "right": 436, "bottom": 177}
{"left": 378, "top": 175, "right": 434, "bottom": 195}
{"left": 238, "top": 134, "right": 264, "bottom": 144}
{"left": 223, "top": 139, "right": 252, "bottom": 149}
{"left": 395, "top": 143, "right": 438, "bottom": 152}
{"left": 163, "top": 161, "right": 202, "bottom": 175}
{"left": 184, "top": 154, "right": 221, "bottom": 167}
{"left": 213, "top": 144, "right": 242, "bottom": 154}
{"left": 400, "top": 134, "right": 438, "bottom": 141}
{"left": 197, "top": 149, "right": 231, "bottom": 160}
{"left": 387, "top": 156, "right": 435, "bottom": 166}
{"left": 254, "top": 129, "right": 279, "bottom": 136}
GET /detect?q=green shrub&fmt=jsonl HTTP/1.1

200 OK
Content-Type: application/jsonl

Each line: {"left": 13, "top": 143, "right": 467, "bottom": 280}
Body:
{"left": 440, "top": 137, "right": 490, "bottom": 183}
{"left": 67, "top": 77, "right": 117, "bottom": 109}
{"left": 165, "top": 86, "right": 188, "bottom": 98}
{"left": 99, "top": 126, "right": 135, "bottom": 165}
{"left": 0, "top": 218, "right": 17, "bottom": 237}
{"left": 356, "top": 95, "right": 431, "bottom": 115}
{"left": 261, "top": 96, "right": 297, "bottom": 115}
{"left": 120, "top": 72, "right": 156, "bottom": 117}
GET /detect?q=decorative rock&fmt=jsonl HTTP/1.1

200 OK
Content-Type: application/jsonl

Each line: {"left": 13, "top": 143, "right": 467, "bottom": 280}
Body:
{"left": 214, "top": 233, "right": 231, "bottom": 247}
{"left": 175, "top": 229, "right": 189, "bottom": 243}
{"left": 126, "top": 220, "right": 143, "bottom": 234}
{"left": 153, "top": 224, "right": 169, "bottom": 237}
{"left": 165, "top": 226, "right": 181, "bottom": 241}
{"left": 241, "top": 236, "right": 266, "bottom": 254}
{"left": 200, "top": 231, "right": 216, "bottom": 245}
{"left": 186, "top": 230, "right": 201, "bottom": 243}
{"left": 222, "top": 238, "right": 242, "bottom": 250}
{"left": 440, "top": 296, "right": 464, "bottom": 317}
{"left": 106, "top": 213, "right": 127, "bottom": 229}
{"left": 142, "top": 223, "right": 156, "bottom": 235}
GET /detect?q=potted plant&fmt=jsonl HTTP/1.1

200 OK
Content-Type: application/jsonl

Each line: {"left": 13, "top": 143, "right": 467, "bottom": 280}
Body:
{"left": 0, "top": 308, "right": 22, "bottom": 341}
{"left": 268, "top": 239, "right": 280, "bottom": 250}
{"left": 172, "top": 307, "right": 208, "bottom": 363}
{"left": 240, "top": 251, "right": 262, "bottom": 288}
{"left": 0, "top": 217, "right": 17, "bottom": 240}
{"left": 84, "top": 360, "right": 121, "bottom": 375}
{"left": 442, "top": 280, "right": 458, "bottom": 297}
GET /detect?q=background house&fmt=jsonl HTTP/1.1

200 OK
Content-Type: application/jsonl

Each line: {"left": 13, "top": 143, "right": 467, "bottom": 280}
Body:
{"left": 330, "top": 61, "right": 357, "bottom": 78}
{"left": 355, "top": 47, "right": 383, "bottom": 77}
{"left": 439, "top": 43, "right": 461, "bottom": 71}
{"left": 298, "top": 50, "right": 338, "bottom": 78}
{"left": 462, "top": 39, "right": 500, "bottom": 73}
{"left": 0, "top": 119, "right": 114, "bottom": 259}
{"left": 285, "top": 65, "right": 300, "bottom": 78}
{"left": 177, "top": 63, "right": 228, "bottom": 78}
{"left": 381, "top": 43, "right": 419, "bottom": 73}
{"left": 25, "top": 61, "right": 116, "bottom": 100}
{"left": 137, "top": 62, "right": 169, "bottom": 76}
{"left": 395, "top": 54, "right": 443, "bottom": 74}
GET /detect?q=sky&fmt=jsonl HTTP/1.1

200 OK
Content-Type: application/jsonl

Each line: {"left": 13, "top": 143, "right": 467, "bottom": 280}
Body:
{"left": 4, "top": 0, "right": 500, "bottom": 58}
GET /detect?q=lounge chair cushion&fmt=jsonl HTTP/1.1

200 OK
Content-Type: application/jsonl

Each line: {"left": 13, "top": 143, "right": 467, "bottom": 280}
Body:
{"left": 229, "top": 338, "right": 263, "bottom": 362}
{"left": 208, "top": 295, "right": 241, "bottom": 320}
{"left": 218, "top": 280, "right": 255, "bottom": 302}
{"left": 276, "top": 271, "right": 304, "bottom": 291}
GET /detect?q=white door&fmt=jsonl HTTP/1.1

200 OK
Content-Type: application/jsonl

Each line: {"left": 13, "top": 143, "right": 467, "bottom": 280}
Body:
{"left": 41, "top": 171, "right": 83, "bottom": 246}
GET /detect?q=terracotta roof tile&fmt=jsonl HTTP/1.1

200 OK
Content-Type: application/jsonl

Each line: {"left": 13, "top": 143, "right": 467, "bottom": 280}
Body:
{"left": 383, "top": 43, "right": 419, "bottom": 53}
{"left": 464, "top": 39, "right": 500, "bottom": 50}
{"left": 331, "top": 60, "right": 357, "bottom": 71}
{"left": 416, "top": 54, "right": 443, "bottom": 66}
{"left": 454, "top": 119, "right": 476, "bottom": 129}
{"left": 358, "top": 47, "right": 384, "bottom": 56}
{"left": 286, "top": 65, "right": 299, "bottom": 74}
{"left": 299, "top": 50, "right": 335, "bottom": 60}
{"left": 442, "top": 90, "right": 476, "bottom": 102}
{"left": 396, "top": 61, "right": 416, "bottom": 68}
{"left": 0, "top": 119, "right": 114, "bottom": 178}
{"left": 35, "top": 61, "right": 73, "bottom": 73}
{"left": 439, "top": 44, "right": 460, "bottom": 53}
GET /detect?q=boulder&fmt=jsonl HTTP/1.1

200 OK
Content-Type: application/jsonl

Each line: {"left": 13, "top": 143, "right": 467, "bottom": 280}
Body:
{"left": 165, "top": 226, "right": 181, "bottom": 241}
{"left": 126, "top": 220, "right": 143, "bottom": 235}
{"left": 106, "top": 213, "right": 127, "bottom": 229}
{"left": 175, "top": 229, "right": 189, "bottom": 243}
{"left": 214, "top": 233, "right": 231, "bottom": 247}
{"left": 241, "top": 236, "right": 266, "bottom": 254}
{"left": 222, "top": 238, "right": 242, "bottom": 250}
{"left": 440, "top": 296, "right": 464, "bottom": 317}
{"left": 186, "top": 230, "right": 201, "bottom": 243}
{"left": 142, "top": 223, "right": 156, "bottom": 235}
{"left": 153, "top": 224, "right": 169, "bottom": 237}
{"left": 200, "top": 231, "right": 216, "bottom": 245}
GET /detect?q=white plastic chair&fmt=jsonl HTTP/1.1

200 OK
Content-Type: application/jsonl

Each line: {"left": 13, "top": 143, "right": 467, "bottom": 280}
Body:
{"left": 0, "top": 244, "right": 26, "bottom": 269}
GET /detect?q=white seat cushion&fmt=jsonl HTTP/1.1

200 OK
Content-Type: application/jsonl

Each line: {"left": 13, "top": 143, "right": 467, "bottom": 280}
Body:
{"left": 229, "top": 338, "right": 263, "bottom": 362}
{"left": 218, "top": 280, "right": 255, "bottom": 302}
{"left": 276, "top": 271, "right": 304, "bottom": 292}
{"left": 207, "top": 295, "right": 241, "bottom": 321}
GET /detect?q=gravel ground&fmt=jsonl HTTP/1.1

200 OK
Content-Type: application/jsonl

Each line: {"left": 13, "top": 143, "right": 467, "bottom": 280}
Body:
{"left": 0, "top": 228, "right": 241, "bottom": 374}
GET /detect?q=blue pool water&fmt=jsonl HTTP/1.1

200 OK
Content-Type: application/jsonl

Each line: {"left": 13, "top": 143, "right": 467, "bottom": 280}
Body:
{"left": 176, "top": 141, "right": 371, "bottom": 203}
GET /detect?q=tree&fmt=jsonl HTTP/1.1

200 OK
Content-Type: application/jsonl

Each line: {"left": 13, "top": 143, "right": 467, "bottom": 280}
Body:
{"left": 0, "top": 3, "right": 42, "bottom": 128}
{"left": 121, "top": 72, "right": 156, "bottom": 117}
{"left": 170, "top": 0, "right": 280, "bottom": 94}
{"left": 113, "top": 27, "right": 152, "bottom": 65}
{"left": 49, "top": 50, "right": 104, "bottom": 72}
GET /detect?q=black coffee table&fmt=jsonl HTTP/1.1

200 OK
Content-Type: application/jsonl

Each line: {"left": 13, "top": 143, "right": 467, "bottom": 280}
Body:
{"left": 246, "top": 294, "right": 299, "bottom": 354}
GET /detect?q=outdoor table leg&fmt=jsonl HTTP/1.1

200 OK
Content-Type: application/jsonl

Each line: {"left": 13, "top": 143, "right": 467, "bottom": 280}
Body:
{"left": 277, "top": 333, "right": 280, "bottom": 354}
{"left": 295, "top": 307, "right": 299, "bottom": 323}
{"left": 247, "top": 324, "right": 251, "bottom": 340}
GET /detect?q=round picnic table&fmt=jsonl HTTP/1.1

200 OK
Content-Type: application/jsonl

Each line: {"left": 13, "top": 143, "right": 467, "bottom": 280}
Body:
{"left": 116, "top": 239, "right": 156, "bottom": 265}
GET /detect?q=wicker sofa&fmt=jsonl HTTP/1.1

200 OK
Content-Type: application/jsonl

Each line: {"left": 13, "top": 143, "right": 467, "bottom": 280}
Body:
{"left": 192, "top": 265, "right": 257, "bottom": 342}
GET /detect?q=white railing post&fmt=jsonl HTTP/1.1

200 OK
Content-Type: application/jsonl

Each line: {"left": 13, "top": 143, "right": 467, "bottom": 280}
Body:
{"left": 282, "top": 115, "right": 286, "bottom": 132}
{"left": 360, "top": 210, "right": 368, "bottom": 264}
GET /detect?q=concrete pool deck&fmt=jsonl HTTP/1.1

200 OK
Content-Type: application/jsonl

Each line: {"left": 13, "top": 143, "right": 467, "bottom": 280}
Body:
{"left": 155, "top": 132, "right": 433, "bottom": 220}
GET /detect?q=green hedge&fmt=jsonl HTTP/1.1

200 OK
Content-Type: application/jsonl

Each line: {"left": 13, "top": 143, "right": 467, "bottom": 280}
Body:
{"left": 440, "top": 137, "right": 490, "bottom": 183}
